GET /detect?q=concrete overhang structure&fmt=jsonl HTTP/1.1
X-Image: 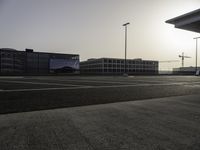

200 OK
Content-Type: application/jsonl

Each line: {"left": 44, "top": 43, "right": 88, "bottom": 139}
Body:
{"left": 166, "top": 9, "right": 200, "bottom": 33}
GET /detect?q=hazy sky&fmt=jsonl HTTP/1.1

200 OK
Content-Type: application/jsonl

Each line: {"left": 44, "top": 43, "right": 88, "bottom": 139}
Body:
{"left": 0, "top": 0, "right": 200, "bottom": 70}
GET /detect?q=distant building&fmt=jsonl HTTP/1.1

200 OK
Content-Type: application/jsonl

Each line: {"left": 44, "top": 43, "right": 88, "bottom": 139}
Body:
{"left": 173, "top": 67, "right": 200, "bottom": 75}
{"left": 0, "top": 48, "right": 79, "bottom": 75}
{"left": 80, "top": 58, "right": 158, "bottom": 75}
{"left": 0, "top": 48, "right": 26, "bottom": 74}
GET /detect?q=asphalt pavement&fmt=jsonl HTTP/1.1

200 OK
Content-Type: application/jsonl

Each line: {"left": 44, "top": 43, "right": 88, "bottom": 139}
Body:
{"left": 0, "top": 75, "right": 200, "bottom": 150}
{"left": 0, "top": 76, "right": 200, "bottom": 114}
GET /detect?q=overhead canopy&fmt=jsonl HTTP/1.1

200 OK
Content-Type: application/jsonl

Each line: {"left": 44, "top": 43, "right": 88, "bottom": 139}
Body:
{"left": 166, "top": 9, "right": 200, "bottom": 33}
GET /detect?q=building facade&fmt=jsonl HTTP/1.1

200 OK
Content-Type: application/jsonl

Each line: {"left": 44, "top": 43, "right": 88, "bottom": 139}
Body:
{"left": 0, "top": 48, "right": 79, "bottom": 75}
{"left": 80, "top": 58, "right": 158, "bottom": 75}
{"left": 173, "top": 67, "right": 200, "bottom": 75}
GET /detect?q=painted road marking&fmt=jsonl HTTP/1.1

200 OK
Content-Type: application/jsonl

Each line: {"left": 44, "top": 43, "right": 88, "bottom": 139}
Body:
{"left": 32, "top": 77, "right": 156, "bottom": 85}
{"left": 0, "top": 76, "right": 24, "bottom": 79}
{"left": 0, "top": 80, "right": 81, "bottom": 87}
{"left": 184, "top": 84, "right": 200, "bottom": 88}
{"left": 0, "top": 86, "right": 93, "bottom": 92}
{"left": 33, "top": 78, "right": 135, "bottom": 84}
{"left": 24, "top": 77, "right": 194, "bottom": 86}
{"left": 31, "top": 76, "right": 184, "bottom": 85}
{"left": 0, "top": 82, "right": 199, "bottom": 92}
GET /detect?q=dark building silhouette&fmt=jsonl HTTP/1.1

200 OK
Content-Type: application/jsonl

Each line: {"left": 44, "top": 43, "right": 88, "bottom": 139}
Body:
{"left": 166, "top": 9, "right": 200, "bottom": 33}
{"left": 173, "top": 67, "right": 200, "bottom": 75}
{"left": 0, "top": 48, "right": 79, "bottom": 75}
{"left": 80, "top": 58, "right": 158, "bottom": 75}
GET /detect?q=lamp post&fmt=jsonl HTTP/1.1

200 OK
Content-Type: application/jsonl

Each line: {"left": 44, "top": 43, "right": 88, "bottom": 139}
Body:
{"left": 193, "top": 37, "right": 200, "bottom": 73}
{"left": 123, "top": 22, "right": 130, "bottom": 75}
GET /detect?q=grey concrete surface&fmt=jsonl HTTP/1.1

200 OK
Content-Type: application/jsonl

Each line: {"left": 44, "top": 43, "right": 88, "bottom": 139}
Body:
{"left": 0, "top": 94, "right": 200, "bottom": 150}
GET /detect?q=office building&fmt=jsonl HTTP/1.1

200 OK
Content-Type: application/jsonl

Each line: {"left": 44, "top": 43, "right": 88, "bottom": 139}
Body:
{"left": 0, "top": 48, "right": 79, "bottom": 75}
{"left": 80, "top": 58, "right": 158, "bottom": 75}
{"left": 173, "top": 67, "right": 200, "bottom": 75}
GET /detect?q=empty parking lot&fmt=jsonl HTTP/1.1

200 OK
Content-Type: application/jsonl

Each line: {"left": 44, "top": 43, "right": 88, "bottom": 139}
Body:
{"left": 0, "top": 75, "right": 200, "bottom": 114}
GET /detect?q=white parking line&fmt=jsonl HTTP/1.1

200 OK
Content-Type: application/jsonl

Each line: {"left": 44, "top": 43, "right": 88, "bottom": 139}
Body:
{"left": 0, "top": 86, "right": 93, "bottom": 92}
{"left": 32, "top": 76, "right": 178, "bottom": 85}
{"left": 29, "top": 77, "right": 191, "bottom": 86}
{"left": 0, "top": 82, "right": 195, "bottom": 92}
{"left": 33, "top": 78, "right": 138, "bottom": 85}
{"left": 0, "top": 76, "right": 24, "bottom": 79}
{"left": 0, "top": 80, "right": 82, "bottom": 87}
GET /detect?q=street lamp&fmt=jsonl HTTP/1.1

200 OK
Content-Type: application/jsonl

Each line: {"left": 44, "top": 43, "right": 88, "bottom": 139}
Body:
{"left": 193, "top": 37, "right": 200, "bottom": 73}
{"left": 123, "top": 22, "right": 130, "bottom": 75}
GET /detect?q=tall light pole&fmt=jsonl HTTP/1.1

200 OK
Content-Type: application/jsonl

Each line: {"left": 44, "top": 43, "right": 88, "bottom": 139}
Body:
{"left": 193, "top": 37, "right": 200, "bottom": 73}
{"left": 123, "top": 22, "right": 130, "bottom": 75}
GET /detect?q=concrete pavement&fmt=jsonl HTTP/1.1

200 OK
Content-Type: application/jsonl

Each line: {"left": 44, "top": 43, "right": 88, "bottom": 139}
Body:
{"left": 0, "top": 94, "right": 200, "bottom": 150}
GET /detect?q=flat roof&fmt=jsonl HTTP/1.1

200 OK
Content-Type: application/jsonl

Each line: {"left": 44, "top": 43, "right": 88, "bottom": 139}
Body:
{"left": 81, "top": 57, "right": 158, "bottom": 63}
{"left": 0, "top": 48, "right": 79, "bottom": 56}
{"left": 166, "top": 9, "right": 200, "bottom": 33}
